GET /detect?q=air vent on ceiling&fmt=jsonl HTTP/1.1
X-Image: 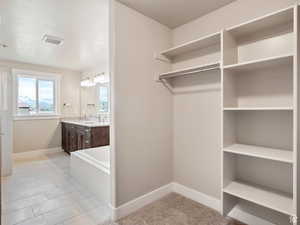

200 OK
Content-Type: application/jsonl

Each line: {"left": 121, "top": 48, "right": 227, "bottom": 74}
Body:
{"left": 42, "top": 34, "right": 64, "bottom": 45}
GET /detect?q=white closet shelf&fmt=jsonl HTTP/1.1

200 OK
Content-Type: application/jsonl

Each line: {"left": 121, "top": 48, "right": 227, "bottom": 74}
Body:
{"left": 223, "top": 107, "right": 293, "bottom": 111}
{"left": 223, "top": 144, "right": 293, "bottom": 163}
{"left": 159, "top": 62, "right": 220, "bottom": 80}
{"left": 223, "top": 181, "right": 293, "bottom": 216}
{"left": 160, "top": 32, "right": 221, "bottom": 59}
{"left": 227, "top": 6, "right": 293, "bottom": 38}
{"left": 170, "top": 84, "right": 221, "bottom": 94}
{"left": 223, "top": 54, "right": 293, "bottom": 72}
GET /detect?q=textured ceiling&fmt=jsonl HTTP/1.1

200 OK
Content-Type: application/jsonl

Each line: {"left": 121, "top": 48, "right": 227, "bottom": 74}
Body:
{"left": 0, "top": 0, "right": 109, "bottom": 71}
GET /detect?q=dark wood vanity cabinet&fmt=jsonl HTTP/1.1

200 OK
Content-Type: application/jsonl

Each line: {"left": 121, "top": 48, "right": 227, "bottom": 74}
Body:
{"left": 62, "top": 122, "right": 109, "bottom": 154}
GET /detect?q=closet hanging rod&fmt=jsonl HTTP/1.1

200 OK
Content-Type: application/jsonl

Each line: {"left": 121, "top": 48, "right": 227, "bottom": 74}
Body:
{"left": 159, "top": 63, "right": 220, "bottom": 80}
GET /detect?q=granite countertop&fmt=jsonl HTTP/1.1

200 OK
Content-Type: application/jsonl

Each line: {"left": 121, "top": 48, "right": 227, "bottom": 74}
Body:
{"left": 61, "top": 120, "right": 110, "bottom": 128}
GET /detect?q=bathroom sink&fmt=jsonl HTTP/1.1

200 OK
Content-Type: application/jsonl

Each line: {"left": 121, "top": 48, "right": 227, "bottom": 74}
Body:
{"left": 83, "top": 121, "right": 96, "bottom": 125}
{"left": 62, "top": 120, "right": 109, "bottom": 127}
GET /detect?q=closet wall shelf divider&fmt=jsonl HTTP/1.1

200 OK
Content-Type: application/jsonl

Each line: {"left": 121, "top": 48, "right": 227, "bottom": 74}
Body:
{"left": 160, "top": 32, "right": 221, "bottom": 59}
{"left": 223, "top": 181, "right": 294, "bottom": 216}
{"left": 223, "top": 144, "right": 293, "bottom": 164}
{"left": 159, "top": 62, "right": 220, "bottom": 80}
{"left": 223, "top": 54, "right": 293, "bottom": 72}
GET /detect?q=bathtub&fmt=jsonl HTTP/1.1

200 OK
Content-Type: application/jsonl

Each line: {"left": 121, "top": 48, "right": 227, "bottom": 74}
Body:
{"left": 71, "top": 146, "right": 110, "bottom": 204}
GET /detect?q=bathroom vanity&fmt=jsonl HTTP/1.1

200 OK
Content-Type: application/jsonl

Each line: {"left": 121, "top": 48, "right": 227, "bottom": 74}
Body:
{"left": 61, "top": 121, "right": 109, "bottom": 154}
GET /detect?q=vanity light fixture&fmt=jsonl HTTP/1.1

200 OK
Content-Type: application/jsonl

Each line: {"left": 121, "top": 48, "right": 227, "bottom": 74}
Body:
{"left": 81, "top": 78, "right": 96, "bottom": 87}
{"left": 94, "top": 72, "right": 109, "bottom": 84}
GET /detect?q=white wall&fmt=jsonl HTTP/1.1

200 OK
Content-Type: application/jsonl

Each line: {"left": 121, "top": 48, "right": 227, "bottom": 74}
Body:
{"left": 0, "top": 60, "right": 81, "bottom": 153}
{"left": 113, "top": 1, "right": 173, "bottom": 206}
{"left": 172, "top": 0, "right": 296, "bottom": 200}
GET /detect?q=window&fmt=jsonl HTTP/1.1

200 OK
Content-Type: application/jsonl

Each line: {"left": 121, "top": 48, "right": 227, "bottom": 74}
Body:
{"left": 13, "top": 70, "right": 60, "bottom": 117}
{"left": 98, "top": 84, "right": 109, "bottom": 113}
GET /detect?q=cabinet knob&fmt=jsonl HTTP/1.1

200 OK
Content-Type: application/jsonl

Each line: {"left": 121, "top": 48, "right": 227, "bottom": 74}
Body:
{"left": 85, "top": 140, "right": 89, "bottom": 144}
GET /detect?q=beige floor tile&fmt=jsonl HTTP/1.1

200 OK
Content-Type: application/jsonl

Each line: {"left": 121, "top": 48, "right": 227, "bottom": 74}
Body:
{"left": 43, "top": 205, "right": 81, "bottom": 225}
{"left": 12, "top": 215, "right": 47, "bottom": 225}
{"left": 1, "top": 207, "right": 34, "bottom": 225}
{"left": 2, "top": 194, "right": 47, "bottom": 214}
{"left": 86, "top": 206, "right": 112, "bottom": 225}
{"left": 2, "top": 183, "right": 57, "bottom": 204}
{"left": 32, "top": 196, "right": 77, "bottom": 216}
{"left": 63, "top": 214, "right": 96, "bottom": 225}
{"left": 44, "top": 186, "right": 77, "bottom": 200}
{"left": 2, "top": 152, "right": 111, "bottom": 225}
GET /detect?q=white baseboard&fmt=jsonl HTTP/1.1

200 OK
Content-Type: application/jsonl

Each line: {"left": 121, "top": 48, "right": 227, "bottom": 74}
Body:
{"left": 13, "top": 147, "right": 63, "bottom": 160}
{"left": 109, "top": 204, "right": 118, "bottom": 221}
{"left": 113, "top": 183, "right": 173, "bottom": 220}
{"left": 113, "top": 182, "right": 276, "bottom": 225}
{"left": 172, "top": 182, "right": 220, "bottom": 211}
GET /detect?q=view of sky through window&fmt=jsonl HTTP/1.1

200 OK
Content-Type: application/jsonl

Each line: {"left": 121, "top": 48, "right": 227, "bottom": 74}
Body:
{"left": 38, "top": 80, "right": 54, "bottom": 112}
{"left": 18, "top": 77, "right": 37, "bottom": 113}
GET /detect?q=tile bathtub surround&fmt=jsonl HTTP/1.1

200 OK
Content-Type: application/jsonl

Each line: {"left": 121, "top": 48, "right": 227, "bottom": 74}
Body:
{"left": 115, "top": 193, "right": 246, "bottom": 225}
{"left": 1, "top": 152, "right": 111, "bottom": 225}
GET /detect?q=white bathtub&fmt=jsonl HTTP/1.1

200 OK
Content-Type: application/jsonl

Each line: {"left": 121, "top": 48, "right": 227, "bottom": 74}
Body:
{"left": 71, "top": 146, "right": 110, "bottom": 204}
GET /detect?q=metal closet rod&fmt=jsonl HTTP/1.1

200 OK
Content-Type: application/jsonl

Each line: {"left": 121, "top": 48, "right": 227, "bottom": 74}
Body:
{"left": 159, "top": 65, "right": 220, "bottom": 80}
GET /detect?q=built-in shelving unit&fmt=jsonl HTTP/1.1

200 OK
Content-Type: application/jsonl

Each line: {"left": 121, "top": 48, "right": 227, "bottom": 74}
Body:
{"left": 159, "top": 62, "right": 220, "bottom": 80}
{"left": 223, "top": 54, "right": 293, "bottom": 72}
{"left": 160, "top": 32, "right": 221, "bottom": 60}
{"left": 223, "top": 6, "right": 294, "bottom": 67}
{"left": 157, "top": 31, "right": 221, "bottom": 93}
{"left": 223, "top": 144, "right": 293, "bottom": 163}
{"left": 222, "top": 5, "right": 298, "bottom": 223}
{"left": 156, "top": 4, "right": 299, "bottom": 223}
{"left": 223, "top": 7, "right": 294, "bottom": 109}
{"left": 227, "top": 7, "right": 293, "bottom": 39}
{"left": 223, "top": 181, "right": 293, "bottom": 216}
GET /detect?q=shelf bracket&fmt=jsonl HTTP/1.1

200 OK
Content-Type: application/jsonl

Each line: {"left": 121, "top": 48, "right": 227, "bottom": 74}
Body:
{"left": 290, "top": 216, "right": 298, "bottom": 225}
{"left": 154, "top": 73, "right": 161, "bottom": 82}
{"left": 161, "top": 78, "right": 174, "bottom": 94}
{"left": 154, "top": 53, "right": 171, "bottom": 63}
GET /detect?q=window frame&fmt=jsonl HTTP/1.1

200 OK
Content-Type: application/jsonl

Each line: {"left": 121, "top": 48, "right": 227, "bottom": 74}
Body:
{"left": 13, "top": 69, "right": 61, "bottom": 120}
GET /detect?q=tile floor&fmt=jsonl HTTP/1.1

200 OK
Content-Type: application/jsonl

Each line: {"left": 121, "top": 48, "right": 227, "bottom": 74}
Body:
{"left": 1, "top": 152, "right": 111, "bottom": 225}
